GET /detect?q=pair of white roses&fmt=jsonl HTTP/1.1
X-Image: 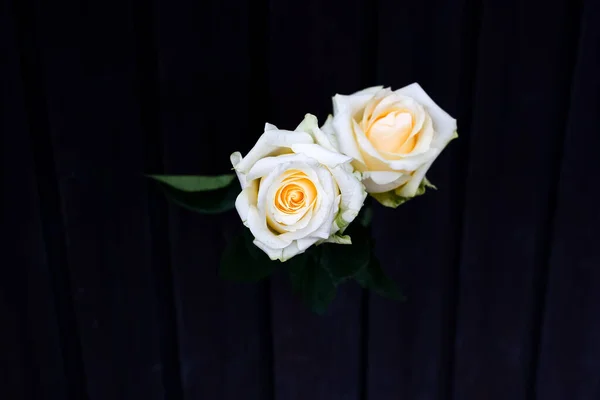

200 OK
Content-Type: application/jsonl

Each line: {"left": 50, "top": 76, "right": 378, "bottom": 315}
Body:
{"left": 231, "top": 84, "right": 457, "bottom": 261}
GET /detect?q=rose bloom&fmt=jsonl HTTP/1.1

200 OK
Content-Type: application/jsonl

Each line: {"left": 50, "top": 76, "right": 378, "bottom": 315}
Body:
{"left": 323, "top": 83, "right": 457, "bottom": 207}
{"left": 230, "top": 114, "right": 367, "bottom": 261}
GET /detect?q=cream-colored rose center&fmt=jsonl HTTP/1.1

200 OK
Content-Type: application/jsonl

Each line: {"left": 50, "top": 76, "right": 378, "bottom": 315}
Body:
{"left": 273, "top": 170, "right": 317, "bottom": 220}
{"left": 363, "top": 109, "right": 418, "bottom": 156}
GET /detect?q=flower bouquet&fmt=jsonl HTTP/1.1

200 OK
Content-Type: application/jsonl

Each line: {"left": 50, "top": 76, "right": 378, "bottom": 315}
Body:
{"left": 149, "top": 83, "right": 457, "bottom": 314}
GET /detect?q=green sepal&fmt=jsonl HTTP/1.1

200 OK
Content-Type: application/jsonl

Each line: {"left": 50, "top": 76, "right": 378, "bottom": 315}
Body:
{"left": 148, "top": 174, "right": 239, "bottom": 214}
{"left": 368, "top": 129, "right": 457, "bottom": 209}
{"left": 220, "top": 228, "right": 276, "bottom": 282}
{"left": 321, "top": 234, "right": 352, "bottom": 245}
{"left": 370, "top": 177, "right": 436, "bottom": 209}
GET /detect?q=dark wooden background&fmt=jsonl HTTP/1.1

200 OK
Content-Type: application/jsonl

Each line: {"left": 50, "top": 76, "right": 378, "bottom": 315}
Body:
{"left": 2, "top": 0, "right": 599, "bottom": 398}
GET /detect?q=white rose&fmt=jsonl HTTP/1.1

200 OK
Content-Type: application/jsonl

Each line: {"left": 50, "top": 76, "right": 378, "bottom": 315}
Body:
{"left": 324, "top": 83, "right": 457, "bottom": 207}
{"left": 230, "top": 114, "right": 367, "bottom": 261}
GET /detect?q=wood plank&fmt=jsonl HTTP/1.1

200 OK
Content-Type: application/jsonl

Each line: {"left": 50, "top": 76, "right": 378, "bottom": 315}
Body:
{"left": 1, "top": 2, "right": 69, "bottom": 398}
{"left": 266, "top": 1, "right": 373, "bottom": 399}
{"left": 1, "top": 109, "right": 69, "bottom": 400}
{"left": 153, "top": 0, "right": 272, "bottom": 398}
{"left": 1, "top": 5, "right": 38, "bottom": 399}
{"left": 535, "top": 1, "right": 600, "bottom": 398}
{"left": 366, "top": 0, "right": 479, "bottom": 398}
{"left": 0, "top": 287, "right": 34, "bottom": 400}
{"left": 452, "top": 0, "right": 583, "bottom": 398}
{"left": 27, "top": 0, "right": 166, "bottom": 398}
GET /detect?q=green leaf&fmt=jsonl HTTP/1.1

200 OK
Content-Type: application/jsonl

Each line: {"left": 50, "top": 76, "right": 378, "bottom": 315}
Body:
{"left": 320, "top": 225, "right": 370, "bottom": 283}
{"left": 147, "top": 174, "right": 236, "bottom": 192}
{"left": 220, "top": 229, "right": 276, "bottom": 282}
{"left": 357, "top": 202, "right": 373, "bottom": 228}
{"left": 287, "top": 252, "right": 311, "bottom": 293}
{"left": 151, "top": 177, "right": 239, "bottom": 214}
{"left": 288, "top": 252, "right": 336, "bottom": 315}
{"left": 370, "top": 177, "right": 436, "bottom": 209}
{"left": 355, "top": 256, "right": 404, "bottom": 301}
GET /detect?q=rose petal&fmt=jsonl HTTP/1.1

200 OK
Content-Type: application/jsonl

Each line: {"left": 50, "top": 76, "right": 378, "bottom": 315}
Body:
{"left": 266, "top": 176, "right": 316, "bottom": 233}
{"left": 407, "top": 113, "right": 435, "bottom": 156}
{"left": 320, "top": 114, "right": 340, "bottom": 151}
{"left": 291, "top": 143, "right": 352, "bottom": 167}
{"left": 296, "top": 237, "right": 320, "bottom": 252}
{"left": 362, "top": 92, "right": 389, "bottom": 130}
{"left": 330, "top": 166, "right": 367, "bottom": 231}
{"left": 354, "top": 119, "right": 435, "bottom": 171}
{"left": 272, "top": 206, "right": 314, "bottom": 233}
{"left": 246, "top": 153, "right": 317, "bottom": 181}
{"left": 332, "top": 111, "right": 366, "bottom": 164}
{"left": 258, "top": 162, "right": 320, "bottom": 216}
{"left": 278, "top": 165, "right": 335, "bottom": 242}
{"left": 408, "top": 103, "right": 426, "bottom": 142}
{"left": 397, "top": 132, "right": 457, "bottom": 198}
{"left": 397, "top": 165, "right": 431, "bottom": 198}
{"left": 366, "top": 94, "right": 434, "bottom": 156}
{"left": 230, "top": 151, "right": 247, "bottom": 188}
{"left": 319, "top": 190, "right": 341, "bottom": 237}
{"left": 251, "top": 162, "right": 321, "bottom": 249}
{"left": 247, "top": 205, "right": 292, "bottom": 249}
{"left": 253, "top": 239, "right": 283, "bottom": 261}
{"left": 333, "top": 86, "right": 389, "bottom": 117}
{"left": 333, "top": 93, "right": 373, "bottom": 116}
{"left": 257, "top": 162, "right": 324, "bottom": 238}
{"left": 394, "top": 83, "right": 457, "bottom": 148}
{"left": 235, "top": 130, "right": 314, "bottom": 173}
{"left": 270, "top": 181, "right": 314, "bottom": 227}
{"left": 361, "top": 171, "right": 411, "bottom": 193}
{"left": 294, "top": 113, "right": 317, "bottom": 132}
{"left": 303, "top": 169, "right": 339, "bottom": 240}
{"left": 282, "top": 242, "right": 304, "bottom": 261}
{"left": 351, "top": 85, "right": 386, "bottom": 96}
{"left": 311, "top": 194, "right": 342, "bottom": 240}
{"left": 294, "top": 113, "right": 339, "bottom": 152}
{"left": 371, "top": 92, "right": 418, "bottom": 120}
{"left": 363, "top": 170, "right": 404, "bottom": 185}
{"left": 234, "top": 180, "right": 258, "bottom": 225}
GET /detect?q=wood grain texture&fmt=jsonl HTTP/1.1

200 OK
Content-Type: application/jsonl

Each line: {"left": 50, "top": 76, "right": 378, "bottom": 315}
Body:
{"left": 2, "top": 1, "right": 71, "bottom": 398}
{"left": 535, "top": 0, "right": 600, "bottom": 398}
{"left": 266, "top": 1, "right": 376, "bottom": 399}
{"left": 452, "top": 0, "right": 583, "bottom": 398}
{"left": 2, "top": 0, "right": 599, "bottom": 399}
{"left": 366, "top": 0, "right": 479, "bottom": 398}
{"left": 24, "top": 0, "right": 166, "bottom": 398}
{"left": 153, "top": 0, "right": 272, "bottom": 398}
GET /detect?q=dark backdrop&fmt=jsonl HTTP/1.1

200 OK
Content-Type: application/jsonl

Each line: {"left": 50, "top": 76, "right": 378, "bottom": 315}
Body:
{"left": 2, "top": 0, "right": 599, "bottom": 399}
